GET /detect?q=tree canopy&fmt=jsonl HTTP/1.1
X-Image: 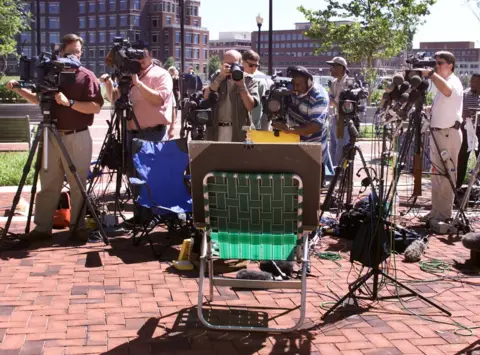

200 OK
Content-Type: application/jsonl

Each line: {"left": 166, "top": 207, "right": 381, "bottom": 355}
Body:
{"left": 208, "top": 55, "right": 221, "bottom": 77}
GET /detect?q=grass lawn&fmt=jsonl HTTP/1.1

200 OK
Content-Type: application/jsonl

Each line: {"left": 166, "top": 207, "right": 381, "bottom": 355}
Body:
{"left": 0, "top": 75, "right": 19, "bottom": 85}
{"left": 0, "top": 152, "right": 35, "bottom": 186}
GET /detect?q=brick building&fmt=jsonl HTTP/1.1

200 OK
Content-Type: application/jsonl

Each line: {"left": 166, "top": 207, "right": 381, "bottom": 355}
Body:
{"left": 251, "top": 22, "right": 402, "bottom": 76}
{"left": 412, "top": 41, "right": 480, "bottom": 76}
{"left": 10, "top": 0, "right": 209, "bottom": 75}
{"left": 209, "top": 32, "right": 251, "bottom": 62}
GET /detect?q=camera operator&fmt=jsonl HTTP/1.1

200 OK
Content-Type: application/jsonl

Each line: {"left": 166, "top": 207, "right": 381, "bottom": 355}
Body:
{"left": 271, "top": 66, "right": 329, "bottom": 186}
{"left": 456, "top": 73, "right": 480, "bottom": 189}
{"left": 421, "top": 51, "right": 463, "bottom": 223}
{"left": 241, "top": 50, "right": 269, "bottom": 130}
{"left": 327, "top": 57, "right": 349, "bottom": 166}
{"left": 204, "top": 49, "right": 259, "bottom": 142}
{"left": 6, "top": 34, "right": 103, "bottom": 243}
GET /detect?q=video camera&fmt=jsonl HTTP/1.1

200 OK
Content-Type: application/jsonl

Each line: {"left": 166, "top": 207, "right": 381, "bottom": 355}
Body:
{"left": 338, "top": 77, "right": 368, "bottom": 126}
{"left": 405, "top": 52, "right": 436, "bottom": 81}
{"left": 180, "top": 90, "right": 218, "bottom": 141}
{"left": 106, "top": 37, "right": 145, "bottom": 76}
{"left": 15, "top": 44, "right": 80, "bottom": 93}
{"left": 262, "top": 73, "right": 293, "bottom": 122}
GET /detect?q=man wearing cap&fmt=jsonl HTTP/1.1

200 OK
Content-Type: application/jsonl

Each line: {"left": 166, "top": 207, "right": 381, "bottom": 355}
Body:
{"left": 271, "top": 66, "right": 329, "bottom": 185}
{"left": 101, "top": 40, "right": 174, "bottom": 226}
{"left": 327, "top": 57, "right": 349, "bottom": 166}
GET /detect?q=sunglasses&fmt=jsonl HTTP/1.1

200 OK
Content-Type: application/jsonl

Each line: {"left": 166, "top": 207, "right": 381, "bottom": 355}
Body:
{"left": 436, "top": 61, "right": 448, "bottom": 66}
{"left": 246, "top": 62, "right": 259, "bottom": 68}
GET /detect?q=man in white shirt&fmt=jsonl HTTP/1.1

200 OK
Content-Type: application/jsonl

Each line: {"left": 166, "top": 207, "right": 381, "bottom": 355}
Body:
{"left": 327, "top": 57, "right": 349, "bottom": 165}
{"left": 422, "top": 51, "right": 463, "bottom": 223}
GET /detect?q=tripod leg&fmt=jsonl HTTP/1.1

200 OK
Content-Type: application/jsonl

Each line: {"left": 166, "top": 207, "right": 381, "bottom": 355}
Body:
{"left": 1, "top": 126, "right": 43, "bottom": 241}
{"left": 25, "top": 142, "right": 43, "bottom": 234}
{"left": 49, "top": 128, "right": 109, "bottom": 245}
{"left": 380, "top": 271, "right": 451, "bottom": 316}
{"left": 321, "top": 269, "right": 374, "bottom": 320}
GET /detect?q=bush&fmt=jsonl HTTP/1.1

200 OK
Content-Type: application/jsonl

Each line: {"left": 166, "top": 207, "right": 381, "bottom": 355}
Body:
{"left": 0, "top": 85, "right": 27, "bottom": 103}
{"left": 370, "top": 89, "right": 384, "bottom": 106}
{"left": 426, "top": 91, "right": 434, "bottom": 106}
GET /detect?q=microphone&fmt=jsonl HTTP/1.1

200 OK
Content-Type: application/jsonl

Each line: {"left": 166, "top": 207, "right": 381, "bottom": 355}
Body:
{"left": 384, "top": 82, "right": 397, "bottom": 94}
{"left": 404, "top": 239, "right": 427, "bottom": 262}
{"left": 398, "top": 89, "right": 422, "bottom": 118}
{"left": 392, "top": 73, "right": 405, "bottom": 86}
{"left": 348, "top": 120, "right": 359, "bottom": 138}
{"left": 410, "top": 75, "right": 422, "bottom": 89}
{"left": 398, "top": 81, "right": 410, "bottom": 95}
{"left": 417, "top": 79, "right": 429, "bottom": 93}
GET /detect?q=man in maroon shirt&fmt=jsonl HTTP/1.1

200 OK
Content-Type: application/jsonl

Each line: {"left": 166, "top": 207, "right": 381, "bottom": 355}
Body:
{"left": 7, "top": 34, "right": 103, "bottom": 244}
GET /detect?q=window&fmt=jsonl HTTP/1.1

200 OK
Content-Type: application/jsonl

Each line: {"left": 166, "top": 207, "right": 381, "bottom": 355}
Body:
{"left": 166, "top": 16, "right": 171, "bottom": 25}
{"left": 186, "top": 48, "right": 192, "bottom": 59}
{"left": 175, "top": 47, "right": 180, "bottom": 58}
{"left": 79, "top": 1, "right": 86, "bottom": 13}
{"left": 153, "top": 18, "right": 158, "bottom": 27}
{"left": 89, "top": 48, "right": 95, "bottom": 57}
{"left": 109, "top": 0, "right": 116, "bottom": 10}
{"left": 98, "top": 48, "right": 106, "bottom": 57}
{"left": 133, "top": 0, "right": 140, "bottom": 10}
{"left": 280, "top": 43, "right": 285, "bottom": 48}
{"left": 195, "top": 34, "right": 200, "bottom": 44}
{"left": 185, "top": 33, "right": 191, "bottom": 44}
{"left": 164, "top": 30, "right": 169, "bottom": 38}
{"left": 79, "top": 32, "right": 87, "bottom": 41}
{"left": 23, "top": 3, "right": 31, "bottom": 12}
{"left": 120, "top": 15, "right": 127, "bottom": 26}
{"left": 48, "top": 2, "right": 60, "bottom": 13}
{"left": 292, "top": 43, "right": 296, "bottom": 48}
{"left": 176, "top": 31, "right": 180, "bottom": 43}
{"left": 99, "top": 0, "right": 106, "bottom": 11}
{"left": 40, "top": 16, "right": 46, "bottom": 29}
{"left": 167, "top": 2, "right": 171, "bottom": 12}
{"left": 49, "top": 32, "right": 60, "bottom": 44}
{"left": 194, "top": 20, "right": 199, "bottom": 27}
{"left": 89, "top": 32, "right": 96, "bottom": 43}
{"left": 88, "top": 1, "right": 95, "bottom": 12}
{"left": 135, "top": 33, "right": 140, "bottom": 41}
{"left": 132, "top": 15, "right": 140, "bottom": 27}
{"left": 99, "top": 16, "right": 106, "bottom": 27}
{"left": 40, "top": 2, "right": 46, "bottom": 13}
{"left": 22, "top": 47, "right": 32, "bottom": 57}
{"left": 204, "top": 49, "right": 208, "bottom": 60}
{"left": 99, "top": 64, "right": 105, "bottom": 73}
{"left": 49, "top": 17, "right": 60, "bottom": 29}
{"left": 286, "top": 34, "right": 291, "bottom": 40}
{"left": 99, "top": 31, "right": 106, "bottom": 43}
{"left": 281, "top": 34, "right": 285, "bottom": 41}
{"left": 20, "top": 32, "right": 31, "bottom": 43}
{"left": 120, "top": 0, "right": 127, "bottom": 10}
{"left": 193, "top": 6, "right": 198, "bottom": 16}
{"left": 89, "top": 62, "right": 97, "bottom": 73}
{"left": 89, "top": 16, "right": 96, "bottom": 28}
{"left": 109, "top": 31, "right": 117, "bottom": 42}
{"left": 152, "top": 34, "right": 158, "bottom": 43}
{"left": 79, "top": 17, "right": 86, "bottom": 29}
{"left": 109, "top": 15, "right": 116, "bottom": 27}
{"left": 203, "top": 34, "right": 208, "bottom": 45}
{"left": 292, "top": 33, "right": 297, "bottom": 40}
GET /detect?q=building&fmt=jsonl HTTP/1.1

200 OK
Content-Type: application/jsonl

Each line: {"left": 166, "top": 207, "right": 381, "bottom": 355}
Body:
{"left": 209, "top": 32, "right": 251, "bottom": 61}
{"left": 412, "top": 41, "right": 480, "bottom": 76}
{"left": 9, "top": 0, "right": 209, "bottom": 75}
{"left": 251, "top": 22, "right": 402, "bottom": 76}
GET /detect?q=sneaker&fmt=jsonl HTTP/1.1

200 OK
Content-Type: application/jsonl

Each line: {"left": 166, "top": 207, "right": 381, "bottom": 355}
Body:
{"left": 69, "top": 229, "right": 89, "bottom": 243}
{"left": 419, "top": 212, "right": 436, "bottom": 223}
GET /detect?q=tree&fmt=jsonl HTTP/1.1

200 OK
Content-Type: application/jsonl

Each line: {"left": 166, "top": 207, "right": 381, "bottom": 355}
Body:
{"left": 208, "top": 55, "right": 221, "bottom": 77}
{"left": 298, "top": 0, "right": 436, "bottom": 88}
{"left": 0, "top": 0, "right": 30, "bottom": 73}
{"left": 163, "top": 56, "right": 175, "bottom": 70}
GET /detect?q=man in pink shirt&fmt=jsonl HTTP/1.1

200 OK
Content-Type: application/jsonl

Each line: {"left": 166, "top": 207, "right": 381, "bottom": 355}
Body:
{"left": 101, "top": 41, "right": 174, "bottom": 226}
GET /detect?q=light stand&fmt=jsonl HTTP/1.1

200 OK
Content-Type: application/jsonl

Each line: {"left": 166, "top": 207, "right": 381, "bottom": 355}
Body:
{"left": 256, "top": 14, "right": 263, "bottom": 57}
{"left": 321, "top": 94, "right": 452, "bottom": 320}
{"left": 1, "top": 92, "right": 109, "bottom": 247}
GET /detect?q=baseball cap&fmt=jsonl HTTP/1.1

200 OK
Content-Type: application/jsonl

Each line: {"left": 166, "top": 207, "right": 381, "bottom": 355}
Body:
{"left": 286, "top": 65, "right": 313, "bottom": 81}
{"left": 326, "top": 57, "right": 349, "bottom": 73}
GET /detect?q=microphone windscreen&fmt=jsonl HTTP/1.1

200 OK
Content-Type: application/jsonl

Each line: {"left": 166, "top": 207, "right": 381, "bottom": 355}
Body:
{"left": 384, "top": 82, "right": 397, "bottom": 94}
{"left": 404, "top": 239, "right": 426, "bottom": 262}
{"left": 399, "top": 82, "right": 410, "bottom": 95}
{"left": 105, "top": 49, "right": 115, "bottom": 68}
{"left": 417, "top": 80, "right": 429, "bottom": 92}
{"left": 462, "top": 233, "right": 480, "bottom": 250}
{"left": 400, "top": 92, "right": 409, "bottom": 103}
{"left": 410, "top": 75, "right": 422, "bottom": 89}
{"left": 392, "top": 73, "right": 405, "bottom": 86}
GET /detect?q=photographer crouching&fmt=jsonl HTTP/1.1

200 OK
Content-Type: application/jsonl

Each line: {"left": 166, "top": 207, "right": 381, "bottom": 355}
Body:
{"left": 204, "top": 50, "right": 259, "bottom": 142}
{"left": 6, "top": 34, "right": 103, "bottom": 244}
{"left": 421, "top": 51, "right": 464, "bottom": 224}
{"left": 271, "top": 66, "right": 329, "bottom": 186}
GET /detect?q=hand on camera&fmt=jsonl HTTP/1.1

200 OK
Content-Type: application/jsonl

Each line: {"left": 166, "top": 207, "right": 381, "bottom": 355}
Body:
{"left": 6, "top": 80, "right": 19, "bottom": 91}
{"left": 131, "top": 74, "right": 140, "bottom": 87}
{"left": 55, "top": 92, "right": 69, "bottom": 107}
{"left": 99, "top": 74, "right": 111, "bottom": 83}
{"left": 219, "top": 63, "right": 231, "bottom": 80}
{"left": 271, "top": 121, "right": 289, "bottom": 133}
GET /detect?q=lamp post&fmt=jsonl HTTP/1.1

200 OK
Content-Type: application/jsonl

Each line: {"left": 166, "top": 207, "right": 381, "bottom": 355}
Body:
{"left": 36, "top": 0, "right": 41, "bottom": 55}
{"left": 256, "top": 14, "right": 263, "bottom": 57}
{"left": 268, "top": 0, "right": 273, "bottom": 75}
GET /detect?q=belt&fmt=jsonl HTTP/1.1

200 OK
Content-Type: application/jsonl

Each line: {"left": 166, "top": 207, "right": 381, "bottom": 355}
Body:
{"left": 218, "top": 122, "right": 232, "bottom": 127}
{"left": 129, "top": 124, "right": 166, "bottom": 134}
{"left": 58, "top": 127, "right": 88, "bottom": 136}
{"left": 431, "top": 121, "right": 461, "bottom": 131}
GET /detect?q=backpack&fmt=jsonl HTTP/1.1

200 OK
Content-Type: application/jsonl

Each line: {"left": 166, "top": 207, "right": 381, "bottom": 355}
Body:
{"left": 53, "top": 191, "right": 71, "bottom": 229}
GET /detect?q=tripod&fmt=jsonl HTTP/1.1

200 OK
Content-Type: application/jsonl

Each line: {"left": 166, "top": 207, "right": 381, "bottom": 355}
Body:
{"left": 74, "top": 76, "right": 141, "bottom": 230}
{"left": 322, "top": 99, "right": 451, "bottom": 320}
{"left": 320, "top": 120, "right": 375, "bottom": 220}
{"left": 0, "top": 93, "right": 109, "bottom": 246}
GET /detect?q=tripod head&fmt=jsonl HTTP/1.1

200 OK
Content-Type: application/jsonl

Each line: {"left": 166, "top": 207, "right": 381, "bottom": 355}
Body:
{"left": 115, "top": 75, "right": 133, "bottom": 111}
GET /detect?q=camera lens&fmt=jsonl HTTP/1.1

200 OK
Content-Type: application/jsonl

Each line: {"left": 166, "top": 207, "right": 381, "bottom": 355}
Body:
{"left": 230, "top": 63, "right": 244, "bottom": 82}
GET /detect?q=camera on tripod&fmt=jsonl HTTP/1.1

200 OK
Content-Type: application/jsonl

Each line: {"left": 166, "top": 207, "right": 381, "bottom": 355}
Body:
{"left": 338, "top": 78, "right": 368, "bottom": 129}
{"left": 180, "top": 91, "right": 218, "bottom": 141}
{"left": 106, "top": 37, "right": 145, "bottom": 76}
{"left": 405, "top": 52, "right": 436, "bottom": 81}
{"left": 262, "top": 74, "right": 293, "bottom": 122}
{"left": 15, "top": 44, "right": 80, "bottom": 93}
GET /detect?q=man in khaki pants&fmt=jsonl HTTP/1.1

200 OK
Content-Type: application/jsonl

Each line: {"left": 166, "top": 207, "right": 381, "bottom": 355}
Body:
{"left": 7, "top": 34, "right": 103, "bottom": 244}
{"left": 421, "top": 51, "right": 463, "bottom": 224}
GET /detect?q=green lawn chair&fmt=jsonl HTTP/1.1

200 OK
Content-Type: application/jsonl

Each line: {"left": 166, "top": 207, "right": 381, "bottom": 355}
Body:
{"left": 197, "top": 172, "right": 309, "bottom": 333}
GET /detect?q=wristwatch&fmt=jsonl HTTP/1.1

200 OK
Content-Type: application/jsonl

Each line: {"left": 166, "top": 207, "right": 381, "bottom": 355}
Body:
{"left": 69, "top": 99, "right": 75, "bottom": 108}
{"left": 427, "top": 69, "right": 435, "bottom": 79}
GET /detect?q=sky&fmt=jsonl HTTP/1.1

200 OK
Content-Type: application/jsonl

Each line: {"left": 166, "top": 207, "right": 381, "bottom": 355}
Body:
{"left": 201, "top": 0, "right": 480, "bottom": 48}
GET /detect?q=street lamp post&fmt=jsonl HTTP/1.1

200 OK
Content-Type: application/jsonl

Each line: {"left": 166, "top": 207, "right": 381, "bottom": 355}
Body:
{"left": 256, "top": 14, "right": 263, "bottom": 57}
{"left": 268, "top": 0, "right": 273, "bottom": 75}
{"left": 36, "top": 0, "right": 41, "bottom": 55}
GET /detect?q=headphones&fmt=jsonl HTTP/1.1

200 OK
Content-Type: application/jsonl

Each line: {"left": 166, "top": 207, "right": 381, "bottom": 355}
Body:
{"left": 287, "top": 66, "right": 313, "bottom": 88}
